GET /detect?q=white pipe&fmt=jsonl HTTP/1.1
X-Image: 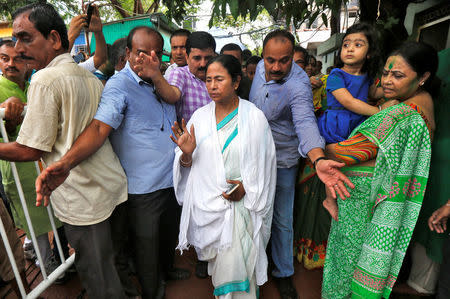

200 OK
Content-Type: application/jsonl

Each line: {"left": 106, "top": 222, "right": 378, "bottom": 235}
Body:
{"left": 0, "top": 104, "right": 76, "bottom": 298}
{"left": 26, "top": 254, "right": 75, "bottom": 299}
{"left": 46, "top": 204, "right": 66, "bottom": 264}
{"left": 0, "top": 119, "right": 48, "bottom": 279}
{"left": 0, "top": 214, "right": 26, "bottom": 297}
{"left": 0, "top": 106, "right": 27, "bottom": 119}
{"left": 33, "top": 161, "right": 66, "bottom": 264}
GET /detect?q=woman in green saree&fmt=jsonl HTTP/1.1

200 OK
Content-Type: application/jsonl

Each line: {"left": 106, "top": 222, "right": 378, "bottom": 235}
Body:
{"left": 322, "top": 41, "right": 438, "bottom": 299}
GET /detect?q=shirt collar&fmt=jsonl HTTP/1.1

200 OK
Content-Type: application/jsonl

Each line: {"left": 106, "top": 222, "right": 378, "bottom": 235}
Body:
{"left": 46, "top": 53, "right": 74, "bottom": 69}
{"left": 124, "top": 61, "right": 154, "bottom": 87}
{"left": 181, "top": 65, "right": 201, "bottom": 81}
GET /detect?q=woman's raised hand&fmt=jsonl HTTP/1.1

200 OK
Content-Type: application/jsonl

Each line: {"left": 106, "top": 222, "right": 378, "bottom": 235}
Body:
{"left": 170, "top": 119, "right": 196, "bottom": 155}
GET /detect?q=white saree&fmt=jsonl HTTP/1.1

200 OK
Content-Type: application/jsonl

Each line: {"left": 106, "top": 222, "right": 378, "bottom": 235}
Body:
{"left": 173, "top": 99, "right": 276, "bottom": 296}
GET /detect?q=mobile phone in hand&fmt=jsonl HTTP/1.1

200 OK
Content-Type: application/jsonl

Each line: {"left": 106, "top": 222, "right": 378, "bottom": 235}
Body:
{"left": 226, "top": 183, "right": 239, "bottom": 196}
{"left": 86, "top": 3, "right": 94, "bottom": 27}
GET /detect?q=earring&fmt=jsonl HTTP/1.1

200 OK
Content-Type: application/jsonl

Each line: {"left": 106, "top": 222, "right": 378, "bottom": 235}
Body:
{"left": 419, "top": 81, "right": 424, "bottom": 86}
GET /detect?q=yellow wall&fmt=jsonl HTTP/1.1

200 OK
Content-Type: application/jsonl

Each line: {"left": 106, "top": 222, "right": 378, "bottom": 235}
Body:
{"left": 0, "top": 27, "right": 12, "bottom": 38}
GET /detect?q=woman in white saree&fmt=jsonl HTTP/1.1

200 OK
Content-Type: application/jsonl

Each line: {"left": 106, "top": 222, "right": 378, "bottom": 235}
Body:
{"left": 171, "top": 55, "right": 277, "bottom": 298}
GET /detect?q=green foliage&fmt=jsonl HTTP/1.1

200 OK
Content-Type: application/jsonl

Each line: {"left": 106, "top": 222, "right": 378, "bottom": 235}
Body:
{"left": 210, "top": 0, "right": 349, "bottom": 30}
{"left": 210, "top": 9, "right": 275, "bottom": 53}
{"left": 0, "top": 0, "right": 79, "bottom": 21}
{"left": 160, "top": 0, "right": 194, "bottom": 23}
{"left": 376, "top": 16, "right": 399, "bottom": 30}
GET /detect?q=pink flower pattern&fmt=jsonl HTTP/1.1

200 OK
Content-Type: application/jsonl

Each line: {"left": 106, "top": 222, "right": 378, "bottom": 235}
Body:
{"left": 389, "top": 182, "right": 400, "bottom": 198}
{"left": 403, "top": 178, "right": 421, "bottom": 197}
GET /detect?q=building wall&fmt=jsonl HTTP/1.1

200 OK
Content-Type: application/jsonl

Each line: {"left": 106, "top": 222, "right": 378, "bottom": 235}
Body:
{"left": 0, "top": 22, "right": 12, "bottom": 39}
{"left": 89, "top": 17, "right": 172, "bottom": 62}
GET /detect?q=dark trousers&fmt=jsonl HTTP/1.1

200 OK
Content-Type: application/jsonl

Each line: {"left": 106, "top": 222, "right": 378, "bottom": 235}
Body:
{"left": 437, "top": 236, "right": 450, "bottom": 299}
{"left": 63, "top": 218, "right": 126, "bottom": 299}
{"left": 53, "top": 226, "right": 69, "bottom": 261}
{"left": 111, "top": 188, "right": 180, "bottom": 299}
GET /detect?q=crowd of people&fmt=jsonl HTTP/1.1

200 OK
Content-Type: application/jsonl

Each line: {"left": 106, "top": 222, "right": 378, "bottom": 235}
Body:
{"left": 0, "top": 2, "right": 448, "bottom": 299}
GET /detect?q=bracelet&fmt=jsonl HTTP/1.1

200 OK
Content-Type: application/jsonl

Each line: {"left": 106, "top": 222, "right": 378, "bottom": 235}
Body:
{"left": 378, "top": 105, "right": 382, "bottom": 111}
{"left": 180, "top": 155, "right": 192, "bottom": 167}
{"left": 313, "top": 157, "right": 327, "bottom": 169}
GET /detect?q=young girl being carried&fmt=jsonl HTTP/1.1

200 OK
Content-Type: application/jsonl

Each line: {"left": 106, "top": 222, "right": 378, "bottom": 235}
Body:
{"left": 317, "top": 23, "right": 387, "bottom": 220}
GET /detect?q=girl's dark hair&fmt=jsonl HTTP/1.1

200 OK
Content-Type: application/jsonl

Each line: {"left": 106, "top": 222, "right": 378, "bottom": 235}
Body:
{"left": 206, "top": 54, "right": 242, "bottom": 83}
{"left": 336, "top": 22, "right": 381, "bottom": 79}
{"left": 389, "top": 41, "right": 438, "bottom": 93}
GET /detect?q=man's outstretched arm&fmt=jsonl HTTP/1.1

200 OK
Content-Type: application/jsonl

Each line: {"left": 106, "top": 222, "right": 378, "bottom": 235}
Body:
{"left": 36, "top": 119, "right": 112, "bottom": 207}
{"left": 307, "top": 147, "right": 354, "bottom": 200}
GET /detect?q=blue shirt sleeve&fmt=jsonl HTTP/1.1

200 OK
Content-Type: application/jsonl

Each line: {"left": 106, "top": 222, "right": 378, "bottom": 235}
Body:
{"left": 94, "top": 77, "right": 127, "bottom": 129}
{"left": 326, "top": 69, "right": 346, "bottom": 92}
{"left": 289, "top": 74, "right": 325, "bottom": 156}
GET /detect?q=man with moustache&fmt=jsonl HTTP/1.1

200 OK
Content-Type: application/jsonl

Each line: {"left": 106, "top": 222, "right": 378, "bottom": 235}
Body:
{"left": 0, "top": 39, "right": 69, "bottom": 283}
{"left": 35, "top": 26, "right": 182, "bottom": 298}
{"left": 3, "top": 3, "right": 128, "bottom": 298}
{"left": 165, "top": 29, "right": 190, "bottom": 77}
{"left": 249, "top": 30, "right": 352, "bottom": 299}
{"left": 0, "top": 41, "right": 28, "bottom": 103}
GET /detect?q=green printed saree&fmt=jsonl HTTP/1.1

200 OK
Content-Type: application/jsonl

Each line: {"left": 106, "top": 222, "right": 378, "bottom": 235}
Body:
{"left": 322, "top": 103, "right": 432, "bottom": 299}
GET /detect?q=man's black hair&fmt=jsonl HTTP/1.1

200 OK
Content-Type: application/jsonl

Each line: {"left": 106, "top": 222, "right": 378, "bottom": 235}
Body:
{"left": 220, "top": 43, "right": 242, "bottom": 55}
{"left": 246, "top": 55, "right": 262, "bottom": 66}
{"left": 170, "top": 29, "right": 191, "bottom": 43}
{"left": 242, "top": 49, "right": 252, "bottom": 62}
{"left": 293, "top": 45, "right": 309, "bottom": 63}
{"left": 263, "top": 29, "right": 295, "bottom": 51}
{"left": 127, "top": 26, "right": 164, "bottom": 51}
{"left": 0, "top": 40, "right": 15, "bottom": 48}
{"left": 13, "top": 2, "right": 69, "bottom": 50}
{"left": 111, "top": 37, "right": 127, "bottom": 67}
{"left": 185, "top": 31, "right": 216, "bottom": 55}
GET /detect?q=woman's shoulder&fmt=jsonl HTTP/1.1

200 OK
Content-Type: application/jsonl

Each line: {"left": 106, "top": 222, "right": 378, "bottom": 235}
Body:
{"left": 189, "top": 102, "right": 214, "bottom": 123}
{"left": 239, "top": 98, "right": 270, "bottom": 127}
{"left": 240, "top": 98, "right": 264, "bottom": 116}
{"left": 404, "top": 91, "right": 435, "bottom": 131}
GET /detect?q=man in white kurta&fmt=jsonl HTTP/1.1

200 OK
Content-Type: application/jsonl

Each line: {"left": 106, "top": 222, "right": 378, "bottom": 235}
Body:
{"left": 174, "top": 98, "right": 276, "bottom": 298}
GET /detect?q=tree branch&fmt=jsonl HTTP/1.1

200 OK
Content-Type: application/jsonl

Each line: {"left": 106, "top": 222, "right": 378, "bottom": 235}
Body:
{"left": 147, "top": 0, "right": 160, "bottom": 14}
{"left": 109, "top": 0, "right": 130, "bottom": 18}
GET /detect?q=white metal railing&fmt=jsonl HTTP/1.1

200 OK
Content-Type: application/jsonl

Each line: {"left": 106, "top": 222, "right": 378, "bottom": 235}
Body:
{"left": 0, "top": 107, "right": 75, "bottom": 298}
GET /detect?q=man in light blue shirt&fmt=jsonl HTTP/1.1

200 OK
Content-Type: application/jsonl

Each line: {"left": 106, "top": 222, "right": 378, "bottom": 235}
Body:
{"left": 250, "top": 30, "right": 352, "bottom": 299}
{"left": 33, "top": 26, "right": 184, "bottom": 298}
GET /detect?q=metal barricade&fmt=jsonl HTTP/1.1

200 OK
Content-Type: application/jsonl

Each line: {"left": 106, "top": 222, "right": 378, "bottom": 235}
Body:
{"left": 0, "top": 107, "right": 75, "bottom": 298}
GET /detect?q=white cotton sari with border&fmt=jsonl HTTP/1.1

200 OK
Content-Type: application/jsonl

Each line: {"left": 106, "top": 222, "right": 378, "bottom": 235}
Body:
{"left": 173, "top": 99, "right": 277, "bottom": 293}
